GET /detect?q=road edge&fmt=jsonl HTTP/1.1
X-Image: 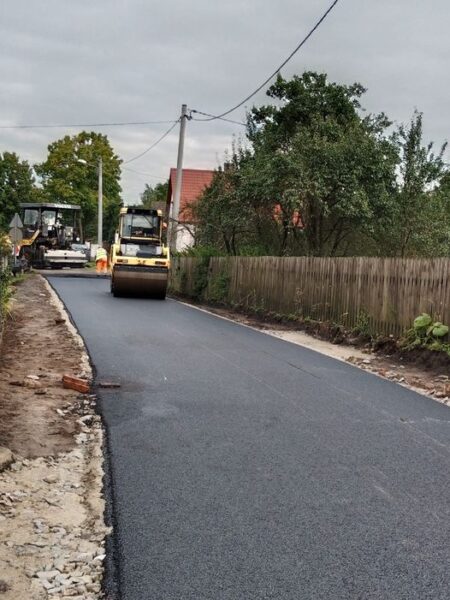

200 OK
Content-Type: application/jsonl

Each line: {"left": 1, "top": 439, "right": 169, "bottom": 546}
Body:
{"left": 44, "top": 276, "right": 122, "bottom": 600}
{"left": 172, "top": 297, "right": 449, "bottom": 408}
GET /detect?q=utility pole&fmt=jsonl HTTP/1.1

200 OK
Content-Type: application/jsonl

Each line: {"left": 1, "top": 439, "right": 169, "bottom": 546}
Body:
{"left": 98, "top": 156, "right": 103, "bottom": 247}
{"left": 170, "top": 104, "right": 188, "bottom": 252}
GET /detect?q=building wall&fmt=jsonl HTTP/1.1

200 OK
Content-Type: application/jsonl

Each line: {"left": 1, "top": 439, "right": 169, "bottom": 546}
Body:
{"left": 167, "top": 191, "right": 196, "bottom": 251}
{"left": 176, "top": 224, "right": 195, "bottom": 252}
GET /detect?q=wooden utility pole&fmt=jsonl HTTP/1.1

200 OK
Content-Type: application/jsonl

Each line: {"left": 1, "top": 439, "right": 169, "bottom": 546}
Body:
{"left": 170, "top": 104, "right": 188, "bottom": 252}
{"left": 98, "top": 157, "right": 103, "bottom": 247}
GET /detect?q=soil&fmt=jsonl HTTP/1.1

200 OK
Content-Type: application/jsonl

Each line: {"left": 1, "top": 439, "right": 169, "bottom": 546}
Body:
{"left": 0, "top": 275, "right": 90, "bottom": 457}
{"left": 0, "top": 275, "right": 108, "bottom": 600}
{"left": 176, "top": 299, "right": 450, "bottom": 407}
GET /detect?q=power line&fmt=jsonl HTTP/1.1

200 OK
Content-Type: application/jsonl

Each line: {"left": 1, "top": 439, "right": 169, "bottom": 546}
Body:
{"left": 122, "top": 165, "right": 168, "bottom": 180}
{"left": 190, "top": 110, "right": 246, "bottom": 127}
{"left": 0, "top": 118, "right": 178, "bottom": 130}
{"left": 193, "top": 0, "right": 340, "bottom": 122}
{"left": 123, "top": 120, "right": 180, "bottom": 164}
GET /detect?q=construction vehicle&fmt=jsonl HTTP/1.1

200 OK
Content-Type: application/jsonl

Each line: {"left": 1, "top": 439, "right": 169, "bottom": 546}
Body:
{"left": 19, "top": 203, "right": 88, "bottom": 269}
{"left": 110, "top": 206, "right": 170, "bottom": 298}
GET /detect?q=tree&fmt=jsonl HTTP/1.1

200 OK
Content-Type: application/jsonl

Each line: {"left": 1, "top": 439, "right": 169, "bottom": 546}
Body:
{"left": 383, "top": 112, "right": 448, "bottom": 257}
{"left": 195, "top": 72, "right": 398, "bottom": 256}
{"left": 195, "top": 155, "right": 257, "bottom": 255}
{"left": 249, "top": 73, "right": 399, "bottom": 256}
{"left": 141, "top": 181, "right": 168, "bottom": 211}
{"left": 0, "top": 152, "right": 36, "bottom": 231}
{"left": 35, "top": 132, "right": 122, "bottom": 241}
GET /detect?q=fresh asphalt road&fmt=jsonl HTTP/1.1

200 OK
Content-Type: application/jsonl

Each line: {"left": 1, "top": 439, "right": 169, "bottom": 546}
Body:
{"left": 49, "top": 277, "right": 450, "bottom": 600}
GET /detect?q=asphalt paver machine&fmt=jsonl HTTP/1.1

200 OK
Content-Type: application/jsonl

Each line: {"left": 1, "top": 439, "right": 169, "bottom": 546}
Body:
{"left": 19, "top": 203, "right": 88, "bottom": 269}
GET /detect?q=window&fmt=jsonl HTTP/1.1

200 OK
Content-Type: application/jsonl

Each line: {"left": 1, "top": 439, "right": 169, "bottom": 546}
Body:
{"left": 23, "top": 209, "right": 39, "bottom": 226}
{"left": 42, "top": 210, "right": 57, "bottom": 226}
{"left": 121, "top": 214, "right": 160, "bottom": 238}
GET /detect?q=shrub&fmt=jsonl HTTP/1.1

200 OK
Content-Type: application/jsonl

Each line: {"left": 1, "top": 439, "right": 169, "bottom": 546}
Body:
{"left": 0, "top": 267, "right": 12, "bottom": 325}
{"left": 192, "top": 257, "right": 210, "bottom": 299}
{"left": 208, "top": 271, "right": 231, "bottom": 304}
{"left": 403, "top": 312, "right": 449, "bottom": 354}
{"left": 353, "top": 310, "right": 373, "bottom": 338}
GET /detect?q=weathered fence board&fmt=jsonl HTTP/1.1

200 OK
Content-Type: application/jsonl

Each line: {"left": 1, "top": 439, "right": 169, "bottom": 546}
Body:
{"left": 170, "top": 257, "right": 450, "bottom": 336}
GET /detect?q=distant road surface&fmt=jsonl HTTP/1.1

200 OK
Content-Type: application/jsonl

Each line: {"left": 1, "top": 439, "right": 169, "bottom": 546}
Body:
{"left": 50, "top": 277, "right": 450, "bottom": 600}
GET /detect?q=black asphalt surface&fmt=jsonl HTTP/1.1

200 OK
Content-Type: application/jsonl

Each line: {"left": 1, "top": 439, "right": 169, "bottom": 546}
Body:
{"left": 49, "top": 277, "right": 450, "bottom": 600}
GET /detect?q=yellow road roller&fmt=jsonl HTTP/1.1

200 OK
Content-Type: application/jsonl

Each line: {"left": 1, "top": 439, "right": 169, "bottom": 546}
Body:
{"left": 110, "top": 206, "right": 170, "bottom": 298}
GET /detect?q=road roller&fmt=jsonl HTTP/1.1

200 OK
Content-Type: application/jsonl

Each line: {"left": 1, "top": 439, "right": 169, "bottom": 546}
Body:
{"left": 110, "top": 206, "right": 170, "bottom": 298}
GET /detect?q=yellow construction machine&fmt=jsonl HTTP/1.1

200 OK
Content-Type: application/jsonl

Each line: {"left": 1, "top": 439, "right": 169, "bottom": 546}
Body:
{"left": 110, "top": 206, "right": 170, "bottom": 298}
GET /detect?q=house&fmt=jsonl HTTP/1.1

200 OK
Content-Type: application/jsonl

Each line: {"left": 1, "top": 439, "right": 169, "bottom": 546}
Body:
{"left": 166, "top": 168, "right": 214, "bottom": 251}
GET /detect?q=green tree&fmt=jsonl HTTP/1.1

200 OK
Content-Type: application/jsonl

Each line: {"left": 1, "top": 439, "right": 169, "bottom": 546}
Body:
{"left": 438, "top": 171, "right": 450, "bottom": 198}
{"left": 383, "top": 112, "right": 448, "bottom": 256}
{"left": 248, "top": 73, "right": 398, "bottom": 256}
{"left": 195, "top": 72, "right": 398, "bottom": 256}
{"left": 35, "top": 131, "right": 122, "bottom": 241}
{"left": 195, "top": 155, "right": 257, "bottom": 255}
{"left": 0, "top": 152, "right": 36, "bottom": 230}
{"left": 436, "top": 172, "right": 450, "bottom": 243}
{"left": 141, "top": 181, "right": 168, "bottom": 211}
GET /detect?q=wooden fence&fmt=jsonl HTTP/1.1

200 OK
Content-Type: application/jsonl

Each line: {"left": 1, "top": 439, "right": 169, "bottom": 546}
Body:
{"left": 170, "top": 256, "right": 450, "bottom": 337}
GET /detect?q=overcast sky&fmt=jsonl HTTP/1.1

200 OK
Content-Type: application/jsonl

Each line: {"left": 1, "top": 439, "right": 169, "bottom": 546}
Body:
{"left": 0, "top": 0, "right": 448, "bottom": 203}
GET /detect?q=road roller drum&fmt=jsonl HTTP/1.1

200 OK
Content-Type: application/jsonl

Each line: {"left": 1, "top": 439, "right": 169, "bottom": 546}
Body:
{"left": 111, "top": 265, "right": 168, "bottom": 298}
{"left": 110, "top": 206, "right": 170, "bottom": 299}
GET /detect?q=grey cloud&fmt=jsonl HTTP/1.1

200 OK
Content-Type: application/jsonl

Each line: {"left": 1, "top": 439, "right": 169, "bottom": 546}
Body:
{"left": 0, "top": 0, "right": 449, "bottom": 203}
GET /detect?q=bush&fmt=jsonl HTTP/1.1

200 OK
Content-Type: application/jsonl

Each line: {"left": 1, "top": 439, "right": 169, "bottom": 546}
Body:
{"left": 352, "top": 310, "right": 373, "bottom": 338}
{"left": 402, "top": 312, "right": 450, "bottom": 355}
{"left": 0, "top": 234, "right": 11, "bottom": 257}
{"left": 0, "top": 267, "right": 12, "bottom": 324}
{"left": 192, "top": 257, "right": 211, "bottom": 299}
{"left": 208, "top": 271, "right": 231, "bottom": 304}
{"left": 177, "top": 245, "right": 225, "bottom": 258}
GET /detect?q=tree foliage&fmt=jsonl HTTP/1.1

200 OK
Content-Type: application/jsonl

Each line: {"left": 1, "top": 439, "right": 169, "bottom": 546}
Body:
{"left": 140, "top": 181, "right": 168, "bottom": 211}
{"left": 0, "top": 152, "right": 36, "bottom": 231}
{"left": 194, "top": 72, "right": 450, "bottom": 258}
{"left": 35, "top": 131, "right": 122, "bottom": 241}
{"left": 382, "top": 111, "right": 449, "bottom": 256}
{"left": 195, "top": 73, "right": 398, "bottom": 256}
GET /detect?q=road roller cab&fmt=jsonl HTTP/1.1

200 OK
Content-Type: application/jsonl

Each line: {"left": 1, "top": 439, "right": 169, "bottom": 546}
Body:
{"left": 110, "top": 206, "right": 170, "bottom": 298}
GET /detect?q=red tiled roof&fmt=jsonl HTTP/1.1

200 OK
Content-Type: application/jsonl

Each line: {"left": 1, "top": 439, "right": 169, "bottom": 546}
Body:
{"left": 167, "top": 168, "right": 214, "bottom": 223}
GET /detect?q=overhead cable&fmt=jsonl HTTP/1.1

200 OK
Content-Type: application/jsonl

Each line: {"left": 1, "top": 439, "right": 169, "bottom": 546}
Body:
{"left": 122, "top": 165, "right": 168, "bottom": 180}
{"left": 123, "top": 120, "right": 180, "bottom": 164}
{"left": 190, "top": 110, "right": 246, "bottom": 127}
{"left": 193, "top": 0, "right": 340, "bottom": 121}
{"left": 0, "top": 119, "right": 178, "bottom": 130}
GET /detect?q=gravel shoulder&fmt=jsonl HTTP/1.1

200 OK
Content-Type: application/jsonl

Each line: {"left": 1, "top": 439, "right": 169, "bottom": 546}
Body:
{"left": 0, "top": 275, "right": 109, "bottom": 599}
